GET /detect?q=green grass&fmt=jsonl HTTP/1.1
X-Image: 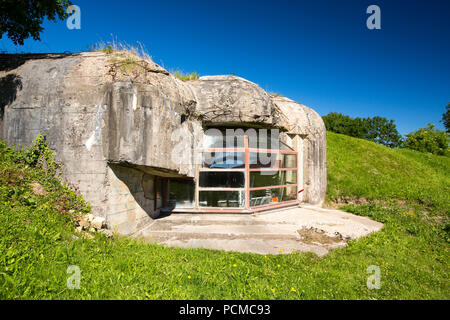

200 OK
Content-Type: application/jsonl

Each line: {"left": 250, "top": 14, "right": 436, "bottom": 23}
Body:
{"left": 171, "top": 70, "right": 200, "bottom": 81}
{"left": 91, "top": 36, "right": 152, "bottom": 61}
{"left": 0, "top": 133, "right": 449, "bottom": 299}
{"left": 91, "top": 37, "right": 200, "bottom": 81}
{"left": 326, "top": 132, "right": 450, "bottom": 214}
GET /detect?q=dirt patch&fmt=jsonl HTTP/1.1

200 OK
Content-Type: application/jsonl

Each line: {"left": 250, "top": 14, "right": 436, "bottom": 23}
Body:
{"left": 323, "top": 197, "right": 372, "bottom": 209}
{"left": 324, "top": 197, "right": 410, "bottom": 210}
{"left": 421, "top": 215, "right": 447, "bottom": 226}
{"left": 297, "top": 227, "right": 346, "bottom": 245}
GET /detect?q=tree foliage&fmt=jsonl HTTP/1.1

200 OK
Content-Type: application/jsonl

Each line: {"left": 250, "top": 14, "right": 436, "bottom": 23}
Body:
{"left": 364, "top": 116, "right": 404, "bottom": 148}
{"left": 404, "top": 123, "right": 449, "bottom": 156}
{"left": 322, "top": 112, "right": 403, "bottom": 148}
{"left": 0, "top": 0, "right": 72, "bottom": 45}
{"left": 442, "top": 104, "right": 450, "bottom": 133}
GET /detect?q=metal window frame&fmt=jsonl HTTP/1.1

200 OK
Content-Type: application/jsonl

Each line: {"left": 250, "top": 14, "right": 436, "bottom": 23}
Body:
{"left": 170, "top": 135, "right": 300, "bottom": 213}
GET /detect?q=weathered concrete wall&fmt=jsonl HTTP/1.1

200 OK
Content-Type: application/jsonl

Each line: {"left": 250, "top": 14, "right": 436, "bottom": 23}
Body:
{"left": 107, "top": 164, "right": 158, "bottom": 235}
{"left": 189, "top": 75, "right": 275, "bottom": 126}
{"left": 271, "top": 96, "right": 327, "bottom": 204}
{"left": 0, "top": 51, "right": 327, "bottom": 235}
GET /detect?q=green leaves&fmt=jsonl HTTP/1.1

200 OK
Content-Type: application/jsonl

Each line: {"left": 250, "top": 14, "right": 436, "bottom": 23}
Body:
{"left": 322, "top": 112, "right": 449, "bottom": 155}
{"left": 322, "top": 112, "right": 403, "bottom": 148}
{"left": 0, "top": 0, "right": 72, "bottom": 45}
{"left": 441, "top": 104, "right": 449, "bottom": 134}
{"left": 404, "top": 123, "right": 449, "bottom": 156}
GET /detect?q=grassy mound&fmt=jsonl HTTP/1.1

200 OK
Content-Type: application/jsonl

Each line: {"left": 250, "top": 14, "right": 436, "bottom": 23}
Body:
{"left": 327, "top": 132, "right": 450, "bottom": 214}
{"left": 0, "top": 134, "right": 448, "bottom": 299}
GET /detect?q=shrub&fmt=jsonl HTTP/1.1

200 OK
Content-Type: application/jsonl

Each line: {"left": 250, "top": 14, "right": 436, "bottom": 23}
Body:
{"left": 404, "top": 123, "right": 449, "bottom": 156}
{"left": 23, "top": 134, "right": 56, "bottom": 169}
{"left": 0, "top": 134, "right": 58, "bottom": 173}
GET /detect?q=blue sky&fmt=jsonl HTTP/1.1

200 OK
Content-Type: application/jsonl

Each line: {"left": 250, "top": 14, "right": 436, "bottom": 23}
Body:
{"left": 1, "top": 0, "right": 449, "bottom": 135}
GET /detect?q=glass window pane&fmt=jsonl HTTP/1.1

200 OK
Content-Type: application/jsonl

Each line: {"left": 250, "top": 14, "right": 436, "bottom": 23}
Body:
{"left": 250, "top": 130, "right": 280, "bottom": 150}
{"left": 279, "top": 186, "right": 298, "bottom": 201}
{"left": 203, "top": 129, "right": 246, "bottom": 148}
{"left": 250, "top": 187, "right": 297, "bottom": 207}
{"left": 203, "top": 129, "right": 289, "bottom": 149}
{"left": 250, "top": 171, "right": 297, "bottom": 188}
{"left": 199, "top": 191, "right": 245, "bottom": 208}
{"left": 202, "top": 152, "right": 245, "bottom": 169}
{"left": 249, "top": 189, "right": 275, "bottom": 206}
{"left": 279, "top": 141, "right": 294, "bottom": 151}
{"left": 202, "top": 130, "right": 224, "bottom": 148}
{"left": 224, "top": 130, "right": 245, "bottom": 148}
{"left": 167, "top": 180, "right": 195, "bottom": 209}
{"left": 199, "top": 171, "right": 245, "bottom": 188}
{"left": 249, "top": 153, "right": 297, "bottom": 169}
{"left": 283, "top": 154, "right": 297, "bottom": 168}
{"left": 156, "top": 179, "right": 164, "bottom": 209}
{"left": 203, "top": 128, "right": 295, "bottom": 150}
{"left": 284, "top": 170, "right": 297, "bottom": 185}
{"left": 249, "top": 152, "right": 280, "bottom": 168}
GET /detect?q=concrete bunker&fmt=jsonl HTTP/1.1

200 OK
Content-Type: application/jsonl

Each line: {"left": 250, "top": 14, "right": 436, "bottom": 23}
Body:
{"left": 0, "top": 52, "right": 327, "bottom": 236}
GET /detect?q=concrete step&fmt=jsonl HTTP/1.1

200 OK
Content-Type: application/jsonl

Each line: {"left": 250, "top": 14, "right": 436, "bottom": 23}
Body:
{"left": 131, "top": 206, "right": 383, "bottom": 256}
{"left": 143, "top": 236, "right": 343, "bottom": 256}
{"left": 148, "top": 218, "right": 279, "bottom": 230}
{"left": 142, "top": 230, "right": 302, "bottom": 242}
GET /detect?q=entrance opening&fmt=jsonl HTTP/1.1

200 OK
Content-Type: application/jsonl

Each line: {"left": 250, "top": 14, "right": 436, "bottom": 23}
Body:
{"left": 156, "top": 177, "right": 195, "bottom": 212}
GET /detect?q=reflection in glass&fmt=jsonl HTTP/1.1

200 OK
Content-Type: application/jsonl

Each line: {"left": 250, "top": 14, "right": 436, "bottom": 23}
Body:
{"left": 203, "top": 129, "right": 288, "bottom": 150}
{"left": 168, "top": 180, "right": 195, "bottom": 208}
{"left": 250, "top": 187, "right": 297, "bottom": 207}
{"left": 156, "top": 178, "right": 164, "bottom": 209}
{"left": 200, "top": 128, "right": 298, "bottom": 211}
{"left": 199, "top": 191, "right": 245, "bottom": 208}
{"left": 280, "top": 141, "right": 294, "bottom": 151}
{"left": 249, "top": 153, "right": 297, "bottom": 169}
{"left": 250, "top": 171, "right": 297, "bottom": 188}
{"left": 283, "top": 154, "right": 297, "bottom": 168}
{"left": 202, "top": 152, "right": 245, "bottom": 169}
{"left": 200, "top": 171, "right": 245, "bottom": 188}
{"left": 249, "top": 152, "right": 278, "bottom": 168}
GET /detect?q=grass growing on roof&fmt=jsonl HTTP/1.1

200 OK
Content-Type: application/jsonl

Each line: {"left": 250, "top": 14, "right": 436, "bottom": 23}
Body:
{"left": 91, "top": 35, "right": 152, "bottom": 61}
{"left": 171, "top": 69, "right": 200, "bottom": 81}
{"left": 0, "top": 133, "right": 449, "bottom": 299}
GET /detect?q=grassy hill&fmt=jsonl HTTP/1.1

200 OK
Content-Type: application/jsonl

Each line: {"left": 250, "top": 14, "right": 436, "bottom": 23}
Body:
{"left": 0, "top": 133, "right": 449, "bottom": 299}
{"left": 326, "top": 132, "right": 450, "bottom": 215}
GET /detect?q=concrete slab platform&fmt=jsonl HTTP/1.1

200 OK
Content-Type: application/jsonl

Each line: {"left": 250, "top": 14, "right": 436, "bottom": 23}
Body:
{"left": 133, "top": 205, "right": 383, "bottom": 256}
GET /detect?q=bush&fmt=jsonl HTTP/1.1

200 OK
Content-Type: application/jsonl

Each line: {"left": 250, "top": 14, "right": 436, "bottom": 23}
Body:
{"left": 0, "top": 134, "right": 58, "bottom": 173}
{"left": 404, "top": 123, "right": 449, "bottom": 156}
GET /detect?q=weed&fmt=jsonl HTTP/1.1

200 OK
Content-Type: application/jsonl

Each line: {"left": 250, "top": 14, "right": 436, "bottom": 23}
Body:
{"left": 171, "top": 69, "right": 200, "bottom": 81}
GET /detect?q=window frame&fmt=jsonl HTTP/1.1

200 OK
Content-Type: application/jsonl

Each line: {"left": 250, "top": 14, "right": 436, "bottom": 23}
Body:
{"left": 170, "top": 135, "right": 300, "bottom": 213}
